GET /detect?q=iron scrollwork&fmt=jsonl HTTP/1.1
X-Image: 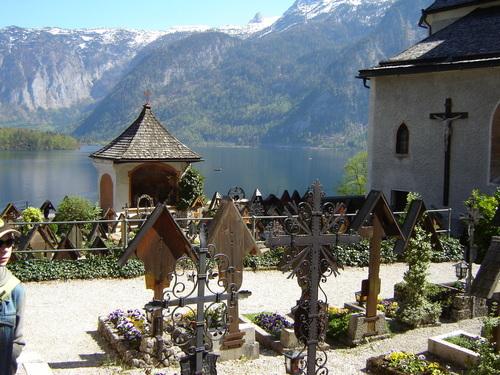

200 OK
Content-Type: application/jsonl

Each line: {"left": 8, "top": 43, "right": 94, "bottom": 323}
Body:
{"left": 266, "top": 180, "right": 346, "bottom": 375}
{"left": 148, "top": 231, "right": 240, "bottom": 374}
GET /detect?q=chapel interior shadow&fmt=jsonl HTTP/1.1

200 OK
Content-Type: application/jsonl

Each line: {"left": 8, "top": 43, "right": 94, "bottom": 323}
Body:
{"left": 48, "top": 330, "right": 121, "bottom": 370}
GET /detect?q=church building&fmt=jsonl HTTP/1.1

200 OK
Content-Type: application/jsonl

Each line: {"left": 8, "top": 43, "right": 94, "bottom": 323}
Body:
{"left": 90, "top": 104, "right": 202, "bottom": 212}
{"left": 358, "top": 0, "right": 500, "bottom": 218}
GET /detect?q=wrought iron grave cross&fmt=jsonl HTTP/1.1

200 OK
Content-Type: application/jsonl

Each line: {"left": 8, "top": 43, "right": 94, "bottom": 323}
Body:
{"left": 430, "top": 98, "right": 468, "bottom": 206}
{"left": 145, "top": 227, "right": 239, "bottom": 375}
{"left": 266, "top": 181, "right": 347, "bottom": 375}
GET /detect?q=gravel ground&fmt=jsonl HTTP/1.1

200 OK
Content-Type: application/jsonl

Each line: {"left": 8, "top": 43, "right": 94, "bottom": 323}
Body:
{"left": 21, "top": 262, "right": 482, "bottom": 374}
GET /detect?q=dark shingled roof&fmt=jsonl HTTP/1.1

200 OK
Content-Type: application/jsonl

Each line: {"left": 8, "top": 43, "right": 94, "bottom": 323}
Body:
{"left": 424, "top": 0, "right": 498, "bottom": 14}
{"left": 90, "top": 104, "right": 202, "bottom": 162}
{"left": 359, "top": 6, "right": 500, "bottom": 77}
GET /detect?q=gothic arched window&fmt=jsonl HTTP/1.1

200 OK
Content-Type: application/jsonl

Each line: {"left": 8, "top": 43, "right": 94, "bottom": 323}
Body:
{"left": 490, "top": 104, "right": 500, "bottom": 183}
{"left": 396, "top": 123, "right": 409, "bottom": 155}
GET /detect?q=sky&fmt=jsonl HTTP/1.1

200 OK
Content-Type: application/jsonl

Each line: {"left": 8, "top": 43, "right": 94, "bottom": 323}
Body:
{"left": 0, "top": 0, "right": 294, "bottom": 30}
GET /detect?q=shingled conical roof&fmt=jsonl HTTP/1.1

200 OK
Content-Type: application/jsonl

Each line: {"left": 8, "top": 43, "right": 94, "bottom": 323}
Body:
{"left": 90, "top": 104, "right": 202, "bottom": 162}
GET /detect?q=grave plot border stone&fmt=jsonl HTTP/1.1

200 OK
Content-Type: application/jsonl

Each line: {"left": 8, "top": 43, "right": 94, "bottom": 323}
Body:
{"left": 428, "top": 330, "right": 481, "bottom": 368}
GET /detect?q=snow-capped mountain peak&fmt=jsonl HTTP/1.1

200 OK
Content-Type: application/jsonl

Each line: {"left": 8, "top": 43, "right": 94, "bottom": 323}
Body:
{"left": 259, "top": 0, "right": 397, "bottom": 35}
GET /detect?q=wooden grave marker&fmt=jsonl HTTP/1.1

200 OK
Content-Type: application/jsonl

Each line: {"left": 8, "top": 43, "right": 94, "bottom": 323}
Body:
{"left": 393, "top": 199, "right": 443, "bottom": 256}
{"left": 471, "top": 236, "right": 500, "bottom": 352}
{"left": 67, "top": 224, "right": 84, "bottom": 250}
{"left": 118, "top": 203, "right": 194, "bottom": 335}
{"left": 1, "top": 203, "right": 21, "bottom": 222}
{"left": 207, "top": 198, "right": 259, "bottom": 349}
{"left": 40, "top": 200, "right": 56, "bottom": 219}
{"left": 17, "top": 224, "right": 58, "bottom": 260}
{"left": 54, "top": 236, "right": 80, "bottom": 260}
{"left": 350, "top": 191, "right": 403, "bottom": 337}
{"left": 87, "top": 221, "right": 109, "bottom": 244}
{"left": 90, "top": 235, "right": 109, "bottom": 256}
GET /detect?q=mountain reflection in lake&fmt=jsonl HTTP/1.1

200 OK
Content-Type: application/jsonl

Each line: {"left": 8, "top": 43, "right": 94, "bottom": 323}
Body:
{"left": 1, "top": 145, "right": 352, "bottom": 208}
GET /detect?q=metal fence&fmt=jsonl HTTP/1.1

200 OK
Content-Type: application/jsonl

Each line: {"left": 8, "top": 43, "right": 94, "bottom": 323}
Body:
{"left": 9, "top": 207, "right": 452, "bottom": 257}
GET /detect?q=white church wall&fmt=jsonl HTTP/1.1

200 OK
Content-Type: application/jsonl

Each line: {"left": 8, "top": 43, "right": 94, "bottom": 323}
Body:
{"left": 369, "top": 67, "right": 500, "bottom": 218}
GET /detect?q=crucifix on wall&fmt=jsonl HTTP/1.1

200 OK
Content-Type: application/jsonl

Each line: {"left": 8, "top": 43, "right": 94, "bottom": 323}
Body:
{"left": 429, "top": 98, "right": 468, "bottom": 206}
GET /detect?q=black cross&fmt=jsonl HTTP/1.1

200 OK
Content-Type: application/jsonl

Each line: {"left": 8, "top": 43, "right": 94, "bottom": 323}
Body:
{"left": 430, "top": 98, "right": 468, "bottom": 206}
{"left": 266, "top": 181, "right": 352, "bottom": 374}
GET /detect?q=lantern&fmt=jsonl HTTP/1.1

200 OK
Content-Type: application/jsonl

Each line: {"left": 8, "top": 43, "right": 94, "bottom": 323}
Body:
{"left": 454, "top": 261, "right": 468, "bottom": 280}
{"left": 284, "top": 350, "right": 305, "bottom": 374}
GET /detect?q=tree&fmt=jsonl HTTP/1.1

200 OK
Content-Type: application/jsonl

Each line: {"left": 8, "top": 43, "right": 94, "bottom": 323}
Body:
{"left": 176, "top": 167, "right": 205, "bottom": 211}
{"left": 464, "top": 188, "right": 500, "bottom": 263}
{"left": 336, "top": 151, "right": 367, "bottom": 195}
{"left": 53, "top": 196, "right": 101, "bottom": 235}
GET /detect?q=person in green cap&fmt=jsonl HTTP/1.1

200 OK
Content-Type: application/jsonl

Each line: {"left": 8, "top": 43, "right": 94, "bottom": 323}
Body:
{"left": 0, "top": 219, "right": 24, "bottom": 375}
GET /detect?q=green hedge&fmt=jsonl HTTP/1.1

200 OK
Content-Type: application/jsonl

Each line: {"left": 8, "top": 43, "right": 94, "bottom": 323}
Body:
{"left": 9, "top": 256, "right": 144, "bottom": 282}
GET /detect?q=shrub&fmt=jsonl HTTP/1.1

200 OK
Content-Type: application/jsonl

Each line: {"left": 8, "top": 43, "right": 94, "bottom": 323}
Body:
{"left": 464, "top": 189, "right": 500, "bottom": 263}
{"left": 396, "top": 226, "right": 441, "bottom": 327}
{"left": 466, "top": 341, "right": 500, "bottom": 375}
{"left": 53, "top": 196, "right": 101, "bottom": 235}
{"left": 327, "top": 307, "right": 351, "bottom": 340}
{"left": 243, "top": 247, "right": 285, "bottom": 269}
{"left": 334, "top": 239, "right": 398, "bottom": 267}
{"left": 19, "top": 207, "right": 44, "bottom": 234}
{"left": 8, "top": 256, "right": 144, "bottom": 282}
{"left": 434, "top": 235, "right": 463, "bottom": 262}
{"left": 176, "top": 167, "right": 205, "bottom": 211}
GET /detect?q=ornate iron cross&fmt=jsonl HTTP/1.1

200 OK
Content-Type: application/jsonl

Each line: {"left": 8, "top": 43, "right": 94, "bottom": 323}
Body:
{"left": 145, "top": 226, "right": 239, "bottom": 375}
{"left": 266, "top": 180, "right": 345, "bottom": 375}
{"left": 430, "top": 98, "right": 468, "bottom": 206}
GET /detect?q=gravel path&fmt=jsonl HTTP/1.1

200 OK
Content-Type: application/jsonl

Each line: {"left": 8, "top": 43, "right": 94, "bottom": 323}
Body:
{"left": 22, "top": 262, "right": 482, "bottom": 374}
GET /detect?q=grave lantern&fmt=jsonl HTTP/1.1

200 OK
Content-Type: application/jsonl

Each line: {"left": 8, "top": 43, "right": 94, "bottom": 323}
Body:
{"left": 284, "top": 350, "right": 305, "bottom": 375}
{"left": 454, "top": 261, "right": 468, "bottom": 280}
{"left": 180, "top": 352, "right": 219, "bottom": 375}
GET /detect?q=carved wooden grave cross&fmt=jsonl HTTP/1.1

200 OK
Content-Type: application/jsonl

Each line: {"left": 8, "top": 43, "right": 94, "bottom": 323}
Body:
{"left": 207, "top": 198, "right": 259, "bottom": 349}
{"left": 118, "top": 203, "right": 194, "bottom": 335}
{"left": 143, "top": 228, "right": 238, "bottom": 375}
{"left": 350, "top": 191, "right": 403, "bottom": 334}
{"left": 266, "top": 180, "right": 354, "bottom": 375}
{"left": 430, "top": 98, "right": 468, "bottom": 206}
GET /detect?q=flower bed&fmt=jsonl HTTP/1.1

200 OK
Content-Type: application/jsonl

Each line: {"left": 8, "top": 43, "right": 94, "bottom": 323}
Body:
{"left": 327, "top": 307, "right": 352, "bottom": 340}
{"left": 428, "top": 330, "right": 481, "bottom": 368}
{"left": 366, "top": 352, "right": 453, "bottom": 375}
{"left": 252, "top": 312, "right": 293, "bottom": 338}
{"left": 377, "top": 299, "right": 398, "bottom": 319}
{"left": 98, "top": 309, "right": 182, "bottom": 368}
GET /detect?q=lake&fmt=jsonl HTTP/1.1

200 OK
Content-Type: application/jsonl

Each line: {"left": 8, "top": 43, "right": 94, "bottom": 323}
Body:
{"left": 0, "top": 145, "right": 352, "bottom": 208}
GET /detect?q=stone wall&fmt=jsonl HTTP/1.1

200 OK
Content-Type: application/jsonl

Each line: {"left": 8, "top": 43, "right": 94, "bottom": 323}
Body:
{"left": 97, "top": 316, "right": 182, "bottom": 368}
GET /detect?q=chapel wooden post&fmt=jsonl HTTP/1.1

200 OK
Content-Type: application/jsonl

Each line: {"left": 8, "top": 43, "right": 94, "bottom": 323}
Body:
{"left": 118, "top": 203, "right": 194, "bottom": 336}
{"left": 351, "top": 191, "right": 403, "bottom": 334}
{"left": 207, "top": 198, "right": 259, "bottom": 349}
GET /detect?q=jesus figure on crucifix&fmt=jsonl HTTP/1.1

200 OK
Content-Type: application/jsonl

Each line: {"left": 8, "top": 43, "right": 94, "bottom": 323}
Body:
{"left": 429, "top": 98, "right": 468, "bottom": 206}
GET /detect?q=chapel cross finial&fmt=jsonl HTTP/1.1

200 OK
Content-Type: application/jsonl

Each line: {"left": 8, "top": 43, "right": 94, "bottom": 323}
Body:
{"left": 144, "top": 90, "right": 151, "bottom": 105}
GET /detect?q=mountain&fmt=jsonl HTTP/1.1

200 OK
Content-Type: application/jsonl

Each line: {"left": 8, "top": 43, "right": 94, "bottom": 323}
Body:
{"left": 0, "top": 0, "right": 433, "bottom": 146}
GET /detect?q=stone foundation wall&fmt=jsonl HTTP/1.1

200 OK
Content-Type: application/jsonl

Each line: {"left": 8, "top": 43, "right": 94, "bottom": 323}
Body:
{"left": 97, "top": 316, "right": 183, "bottom": 368}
